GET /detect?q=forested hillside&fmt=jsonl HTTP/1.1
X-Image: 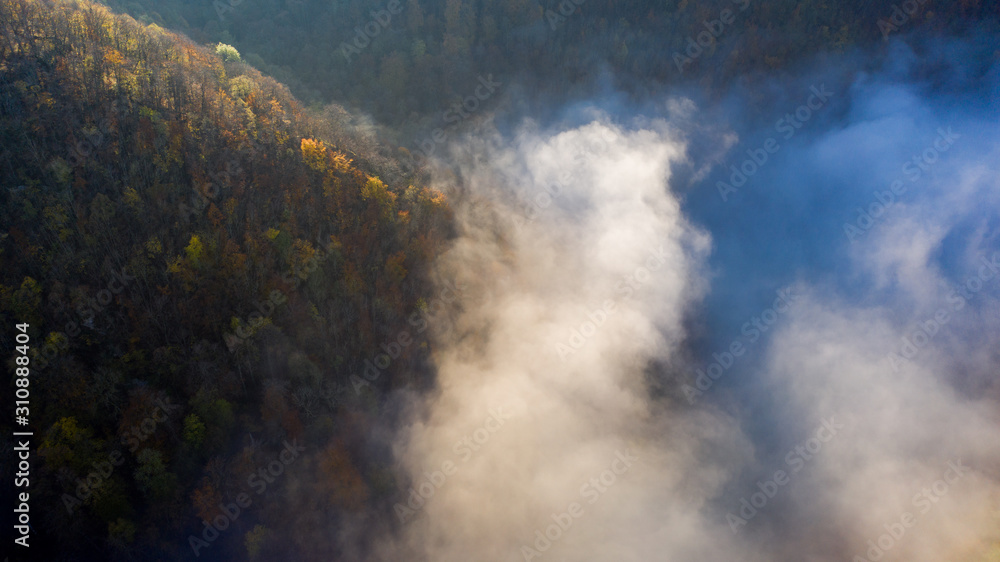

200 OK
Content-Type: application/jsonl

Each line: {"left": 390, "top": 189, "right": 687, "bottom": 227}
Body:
{"left": 4, "top": 0, "right": 1000, "bottom": 560}
{"left": 0, "top": 0, "right": 450, "bottom": 559}
{"left": 97, "top": 0, "right": 1000, "bottom": 128}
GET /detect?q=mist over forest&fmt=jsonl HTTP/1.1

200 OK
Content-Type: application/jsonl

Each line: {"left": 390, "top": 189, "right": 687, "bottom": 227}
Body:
{"left": 1, "top": 0, "right": 1000, "bottom": 561}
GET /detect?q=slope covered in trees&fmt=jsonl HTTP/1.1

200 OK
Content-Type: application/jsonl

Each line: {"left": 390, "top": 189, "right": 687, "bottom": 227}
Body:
{"left": 0, "top": 0, "right": 450, "bottom": 559}
{"left": 96, "top": 0, "right": 1000, "bottom": 129}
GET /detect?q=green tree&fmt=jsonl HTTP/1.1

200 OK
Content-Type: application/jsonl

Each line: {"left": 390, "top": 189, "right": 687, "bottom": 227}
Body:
{"left": 183, "top": 413, "right": 206, "bottom": 447}
{"left": 215, "top": 43, "right": 241, "bottom": 62}
{"left": 134, "top": 449, "right": 177, "bottom": 500}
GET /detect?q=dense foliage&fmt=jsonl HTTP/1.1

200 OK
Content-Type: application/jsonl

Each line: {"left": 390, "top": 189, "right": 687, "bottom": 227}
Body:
{"left": 97, "top": 0, "right": 999, "bottom": 129}
{"left": 0, "top": 0, "right": 450, "bottom": 559}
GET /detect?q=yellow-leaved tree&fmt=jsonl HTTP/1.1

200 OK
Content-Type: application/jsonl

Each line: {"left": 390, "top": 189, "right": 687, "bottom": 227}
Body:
{"left": 300, "top": 138, "right": 328, "bottom": 173}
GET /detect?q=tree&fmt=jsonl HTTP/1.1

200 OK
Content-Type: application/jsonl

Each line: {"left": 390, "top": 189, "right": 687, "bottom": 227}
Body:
{"left": 191, "top": 477, "right": 223, "bottom": 521}
{"left": 300, "top": 137, "right": 328, "bottom": 172}
{"left": 184, "top": 234, "right": 204, "bottom": 264}
{"left": 133, "top": 448, "right": 177, "bottom": 499}
{"left": 215, "top": 43, "right": 241, "bottom": 62}
{"left": 183, "top": 413, "right": 206, "bottom": 447}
